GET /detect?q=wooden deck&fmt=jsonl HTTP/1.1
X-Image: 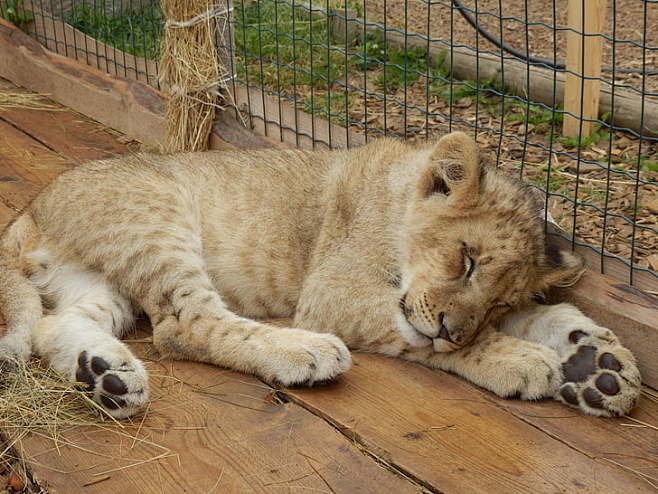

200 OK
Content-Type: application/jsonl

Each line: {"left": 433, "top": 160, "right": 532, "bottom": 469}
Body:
{"left": 0, "top": 78, "right": 657, "bottom": 494}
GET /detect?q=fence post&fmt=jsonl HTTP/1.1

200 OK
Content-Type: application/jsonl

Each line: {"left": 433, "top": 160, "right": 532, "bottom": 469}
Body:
{"left": 563, "top": 0, "right": 607, "bottom": 138}
{"left": 160, "top": 0, "right": 226, "bottom": 152}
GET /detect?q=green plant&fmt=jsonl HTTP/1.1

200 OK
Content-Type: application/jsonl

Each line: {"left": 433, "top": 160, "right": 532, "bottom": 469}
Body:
{"left": 432, "top": 78, "right": 502, "bottom": 111}
{"left": 640, "top": 155, "right": 658, "bottom": 172}
{"left": 0, "top": 0, "right": 34, "bottom": 26}
{"left": 235, "top": 0, "right": 344, "bottom": 89}
{"left": 556, "top": 127, "right": 611, "bottom": 149}
{"left": 506, "top": 102, "right": 564, "bottom": 130}
{"left": 67, "top": 1, "right": 163, "bottom": 59}
{"left": 350, "top": 30, "right": 386, "bottom": 71}
{"left": 373, "top": 45, "right": 430, "bottom": 92}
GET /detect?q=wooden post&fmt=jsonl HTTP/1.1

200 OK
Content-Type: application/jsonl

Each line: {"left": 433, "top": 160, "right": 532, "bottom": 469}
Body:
{"left": 563, "top": 0, "right": 607, "bottom": 138}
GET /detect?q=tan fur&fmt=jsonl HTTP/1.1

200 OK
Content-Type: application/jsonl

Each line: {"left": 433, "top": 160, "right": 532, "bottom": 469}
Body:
{"left": 0, "top": 133, "right": 641, "bottom": 418}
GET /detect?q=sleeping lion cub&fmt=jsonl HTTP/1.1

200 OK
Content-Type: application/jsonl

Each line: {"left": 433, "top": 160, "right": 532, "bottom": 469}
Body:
{"left": 0, "top": 132, "right": 640, "bottom": 418}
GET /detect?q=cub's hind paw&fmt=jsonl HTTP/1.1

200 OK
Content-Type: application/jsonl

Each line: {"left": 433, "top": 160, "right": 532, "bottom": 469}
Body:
{"left": 75, "top": 350, "right": 149, "bottom": 419}
{"left": 556, "top": 330, "right": 641, "bottom": 417}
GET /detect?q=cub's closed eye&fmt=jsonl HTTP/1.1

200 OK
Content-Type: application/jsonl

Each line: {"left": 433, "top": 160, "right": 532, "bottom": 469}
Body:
{"left": 465, "top": 256, "right": 476, "bottom": 279}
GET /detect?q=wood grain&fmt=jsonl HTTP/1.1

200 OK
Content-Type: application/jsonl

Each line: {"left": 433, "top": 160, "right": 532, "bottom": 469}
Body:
{"left": 0, "top": 119, "right": 72, "bottom": 209}
{"left": 0, "top": 18, "right": 166, "bottom": 148}
{"left": 286, "top": 353, "right": 655, "bottom": 494}
{"left": 16, "top": 334, "right": 421, "bottom": 494}
{"left": 563, "top": 0, "right": 607, "bottom": 137}
{"left": 484, "top": 384, "right": 658, "bottom": 487}
{"left": 0, "top": 80, "right": 130, "bottom": 162}
{"left": 0, "top": 201, "right": 17, "bottom": 229}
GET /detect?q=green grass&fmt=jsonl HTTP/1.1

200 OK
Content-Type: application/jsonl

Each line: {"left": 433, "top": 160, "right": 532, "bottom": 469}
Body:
{"left": 640, "top": 155, "right": 658, "bottom": 172}
{"left": 67, "top": 1, "right": 163, "bottom": 59}
{"left": 235, "top": 0, "right": 345, "bottom": 90}
{"left": 506, "top": 102, "right": 564, "bottom": 131}
{"left": 556, "top": 127, "right": 611, "bottom": 149}
{"left": 62, "top": 0, "right": 599, "bottom": 147}
{"left": 0, "top": 0, "right": 34, "bottom": 25}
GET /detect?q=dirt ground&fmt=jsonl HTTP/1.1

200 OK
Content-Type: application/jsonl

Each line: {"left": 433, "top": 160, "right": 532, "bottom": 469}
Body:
{"left": 365, "top": 0, "right": 658, "bottom": 95}
{"left": 295, "top": 1, "right": 658, "bottom": 276}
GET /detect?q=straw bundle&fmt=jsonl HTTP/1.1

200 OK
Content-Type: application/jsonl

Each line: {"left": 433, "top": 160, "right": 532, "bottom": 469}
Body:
{"left": 159, "top": 0, "right": 229, "bottom": 152}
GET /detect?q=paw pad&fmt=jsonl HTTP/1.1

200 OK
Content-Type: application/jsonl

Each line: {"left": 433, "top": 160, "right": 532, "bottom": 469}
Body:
{"left": 560, "top": 385, "right": 579, "bottom": 406}
{"left": 557, "top": 331, "right": 640, "bottom": 417}
{"left": 583, "top": 387, "right": 604, "bottom": 409}
{"left": 568, "top": 330, "right": 588, "bottom": 344}
{"left": 562, "top": 345, "right": 597, "bottom": 382}
{"left": 599, "top": 352, "right": 621, "bottom": 372}
{"left": 103, "top": 374, "right": 128, "bottom": 395}
{"left": 595, "top": 373, "right": 619, "bottom": 395}
{"left": 91, "top": 356, "right": 110, "bottom": 374}
{"left": 75, "top": 350, "right": 146, "bottom": 417}
{"left": 75, "top": 352, "right": 96, "bottom": 390}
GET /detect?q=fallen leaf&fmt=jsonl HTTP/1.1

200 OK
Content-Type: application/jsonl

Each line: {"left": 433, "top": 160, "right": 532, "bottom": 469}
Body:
{"left": 8, "top": 471, "right": 25, "bottom": 491}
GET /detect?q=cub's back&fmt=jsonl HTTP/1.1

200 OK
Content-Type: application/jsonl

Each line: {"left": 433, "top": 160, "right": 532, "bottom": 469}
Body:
{"left": 24, "top": 148, "right": 340, "bottom": 318}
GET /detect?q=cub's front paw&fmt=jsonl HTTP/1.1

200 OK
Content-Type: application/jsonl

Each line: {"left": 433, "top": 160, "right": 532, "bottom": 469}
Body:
{"left": 261, "top": 330, "right": 351, "bottom": 387}
{"left": 556, "top": 328, "right": 641, "bottom": 417}
{"left": 462, "top": 340, "right": 562, "bottom": 400}
{"left": 74, "top": 349, "right": 149, "bottom": 419}
{"left": 490, "top": 345, "right": 562, "bottom": 400}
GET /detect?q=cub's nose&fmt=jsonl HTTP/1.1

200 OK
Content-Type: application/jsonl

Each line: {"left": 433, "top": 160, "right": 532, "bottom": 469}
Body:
{"left": 437, "top": 312, "right": 459, "bottom": 344}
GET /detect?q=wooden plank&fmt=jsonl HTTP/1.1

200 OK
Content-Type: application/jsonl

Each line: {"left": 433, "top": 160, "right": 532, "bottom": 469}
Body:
{"left": 15, "top": 334, "right": 421, "bottom": 494}
{"left": 0, "top": 18, "right": 244, "bottom": 152}
{"left": 552, "top": 270, "right": 658, "bottom": 389}
{"left": 483, "top": 385, "right": 658, "bottom": 487}
{"left": 563, "top": 0, "right": 607, "bottom": 137}
{"left": 20, "top": 1, "right": 160, "bottom": 87}
{"left": 0, "top": 119, "right": 73, "bottom": 209}
{"left": 286, "top": 353, "right": 654, "bottom": 494}
{"left": 0, "top": 79, "right": 130, "bottom": 163}
{"left": 232, "top": 85, "right": 366, "bottom": 150}
{"left": 0, "top": 202, "right": 17, "bottom": 229}
{"left": 0, "top": 18, "right": 166, "bottom": 148}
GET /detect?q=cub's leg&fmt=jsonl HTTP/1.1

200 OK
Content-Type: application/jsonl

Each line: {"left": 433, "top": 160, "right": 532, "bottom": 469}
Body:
{"left": 392, "top": 329, "right": 563, "bottom": 401}
{"left": 140, "top": 258, "right": 351, "bottom": 386}
{"left": 498, "top": 303, "right": 641, "bottom": 417}
{"left": 30, "top": 256, "right": 148, "bottom": 418}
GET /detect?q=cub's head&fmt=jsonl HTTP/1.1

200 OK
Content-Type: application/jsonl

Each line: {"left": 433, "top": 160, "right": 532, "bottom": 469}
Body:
{"left": 396, "top": 132, "right": 585, "bottom": 351}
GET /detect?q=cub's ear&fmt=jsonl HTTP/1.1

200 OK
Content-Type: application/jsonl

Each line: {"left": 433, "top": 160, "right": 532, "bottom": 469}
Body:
{"left": 419, "top": 132, "right": 481, "bottom": 207}
{"left": 539, "top": 240, "right": 586, "bottom": 289}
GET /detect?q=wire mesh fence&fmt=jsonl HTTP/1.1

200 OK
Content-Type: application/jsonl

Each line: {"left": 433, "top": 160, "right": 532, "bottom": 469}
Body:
{"left": 1, "top": 0, "right": 657, "bottom": 287}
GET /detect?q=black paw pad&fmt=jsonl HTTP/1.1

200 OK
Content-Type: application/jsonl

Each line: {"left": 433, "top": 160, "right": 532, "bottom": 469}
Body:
{"left": 583, "top": 387, "right": 605, "bottom": 409}
{"left": 568, "top": 330, "right": 589, "bottom": 344}
{"left": 91, "top": 356, "right": 110, "bottom": 375}
{"left": 75, "top": 352, "right": 95, "bottom": 390}
{"left": 599, "top": 352, "right": 621, "bottom": 372}
{"left": 100, "top": 395, "right": 126, "bottom": 410}
{"left": 560, "top": 385, "right": 579, "bottom": 406}
{"left": 595, "top": 373, "right": 620, "bottom": 396}
{"left": 103, "top": 374, "right": 128, "bottom": 395}
{"left": 562, "top": 345, "right": 597, "bottom": 382}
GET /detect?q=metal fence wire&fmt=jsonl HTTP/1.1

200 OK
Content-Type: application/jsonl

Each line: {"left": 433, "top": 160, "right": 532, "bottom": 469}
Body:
{"left": 1, "top": 0, "right": 657, "bottom": 288}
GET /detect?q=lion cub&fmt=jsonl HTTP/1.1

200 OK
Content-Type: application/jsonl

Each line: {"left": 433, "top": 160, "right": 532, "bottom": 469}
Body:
{"left": 0, "top": 132, "right": 640, "bottom": 418}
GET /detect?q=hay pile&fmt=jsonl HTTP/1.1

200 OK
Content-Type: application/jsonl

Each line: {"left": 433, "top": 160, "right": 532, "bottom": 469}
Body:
{"left": 0, "top": 93, "right": 63, "bottom": 112}
{"left": 0, "top": 360, "right": 116, "bottom": 443}
{"left": 160, "top": 0, "right": 231, "bottom": 152}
